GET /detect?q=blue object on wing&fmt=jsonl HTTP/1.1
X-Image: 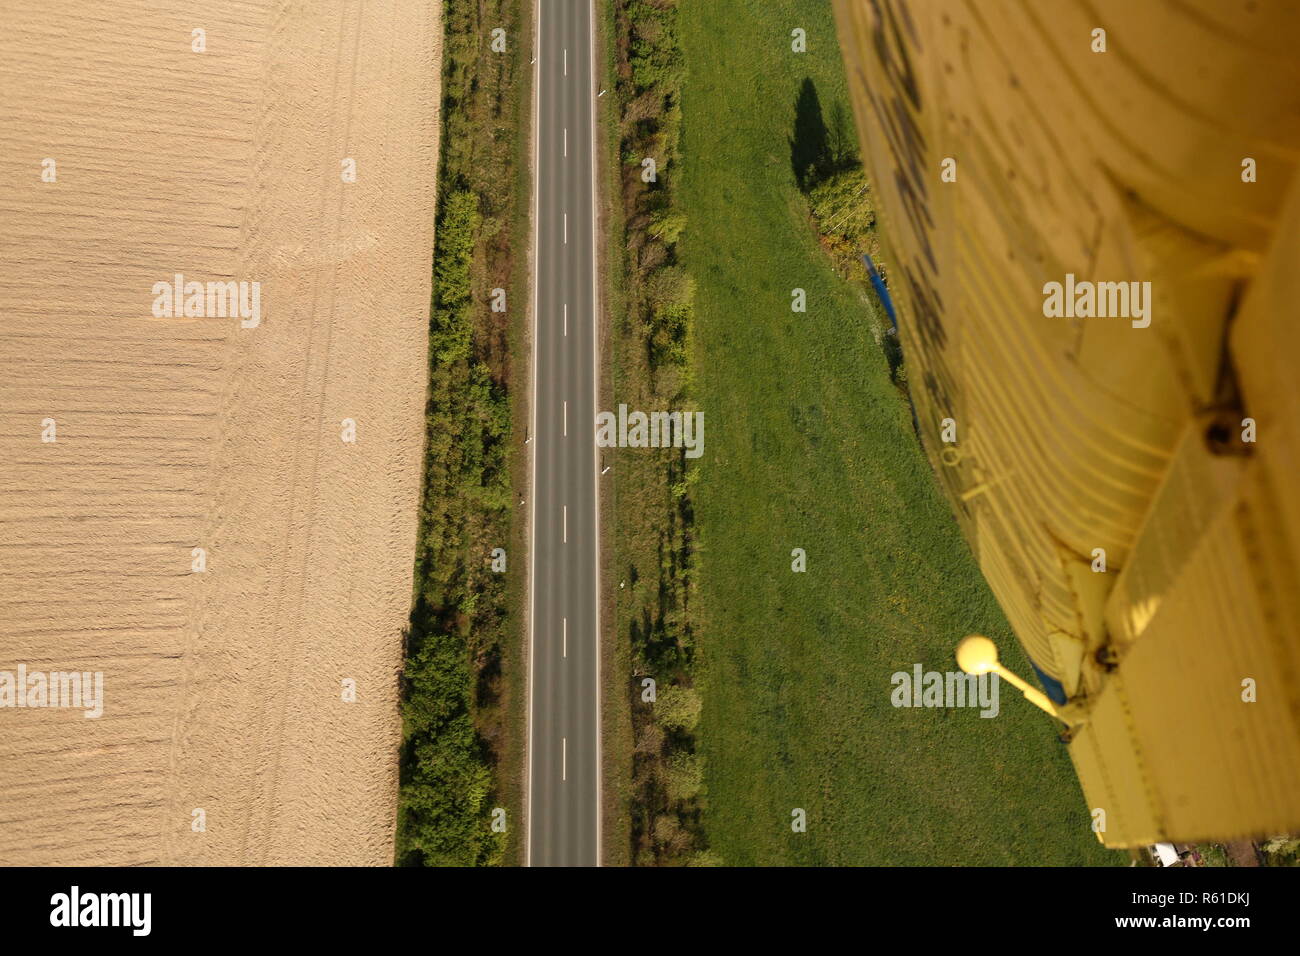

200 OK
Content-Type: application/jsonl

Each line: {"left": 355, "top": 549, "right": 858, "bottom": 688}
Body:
{"left": 861, "top": 253, "right": 897, "bottom": 332}
{"left": 1027, "top": 656, "right": 1069, "bottom": 705}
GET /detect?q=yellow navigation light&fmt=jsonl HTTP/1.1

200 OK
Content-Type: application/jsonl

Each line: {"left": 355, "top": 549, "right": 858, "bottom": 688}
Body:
{"left": 956, "top": 635, "right": 1062, "bottom": 722}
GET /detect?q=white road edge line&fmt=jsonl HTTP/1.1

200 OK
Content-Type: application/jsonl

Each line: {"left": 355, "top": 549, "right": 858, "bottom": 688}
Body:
{"left": 588, "top": 0, "right": 604, "bottom": 868}
{"left": 525, "top": 0, "right": 541, "bottom": 869}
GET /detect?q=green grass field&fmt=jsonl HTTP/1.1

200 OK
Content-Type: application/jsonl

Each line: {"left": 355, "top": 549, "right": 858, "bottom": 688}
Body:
{"left": 678, "top": 0, "right": 1119, "bottom": 865}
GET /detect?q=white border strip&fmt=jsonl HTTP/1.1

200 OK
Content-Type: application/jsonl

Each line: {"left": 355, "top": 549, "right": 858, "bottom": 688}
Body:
{"left": 588, "top": 0, "right": 604, "bottom": 868}
{"left": 524, "top": 0, "right": 541, "bottom": 868}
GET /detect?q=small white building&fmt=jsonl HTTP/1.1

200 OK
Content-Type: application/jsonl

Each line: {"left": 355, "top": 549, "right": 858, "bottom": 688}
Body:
{"left": 1151, "top": 843, "right": 1180, "bottom": 867}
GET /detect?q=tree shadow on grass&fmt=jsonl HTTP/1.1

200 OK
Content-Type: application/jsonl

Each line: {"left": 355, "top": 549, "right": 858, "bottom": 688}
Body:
{"left": 790, "top": 78, "right": 857, "bottom": 191}
{"left": 790, "top": 77, "right": 832, "bottom": 190}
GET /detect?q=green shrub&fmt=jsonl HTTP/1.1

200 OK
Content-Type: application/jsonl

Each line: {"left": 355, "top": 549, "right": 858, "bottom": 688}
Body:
{"left": 655, "top": 684, "right": 702, "bottom": 732}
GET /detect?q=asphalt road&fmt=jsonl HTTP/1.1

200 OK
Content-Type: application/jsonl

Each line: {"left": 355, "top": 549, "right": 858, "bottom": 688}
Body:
{"left": 527, "top": 0, "right": 601, "bottom": 867}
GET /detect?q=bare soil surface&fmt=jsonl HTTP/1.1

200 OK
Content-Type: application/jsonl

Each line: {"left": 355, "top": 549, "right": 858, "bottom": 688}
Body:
{"left": 0, "top": 0, "right": 441, "bottom": 865}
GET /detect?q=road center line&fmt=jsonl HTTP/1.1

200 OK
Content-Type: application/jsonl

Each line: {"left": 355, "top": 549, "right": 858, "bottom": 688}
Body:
{"left": 563, "top": 505, "right": 567, "bottom": 543}
{"left": 563, "top": 617, "right": 567, "bottom": 658}
{"left": 564, "top": 48, "right": 567, "bottom": 76}
{"left": 563, "top": 400, "right": 567, "bottom": 436}
{"left": 562, "top": 736, "right": 567, "bottom": 781}
{"left": 563, "top": 212, "right": 567, "bottom": 244}
{"left": 564, "top": 127, "right": 567, "bottom": 157}
{"left": 563, "top": 303, "right": 567, "bottom": 336}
